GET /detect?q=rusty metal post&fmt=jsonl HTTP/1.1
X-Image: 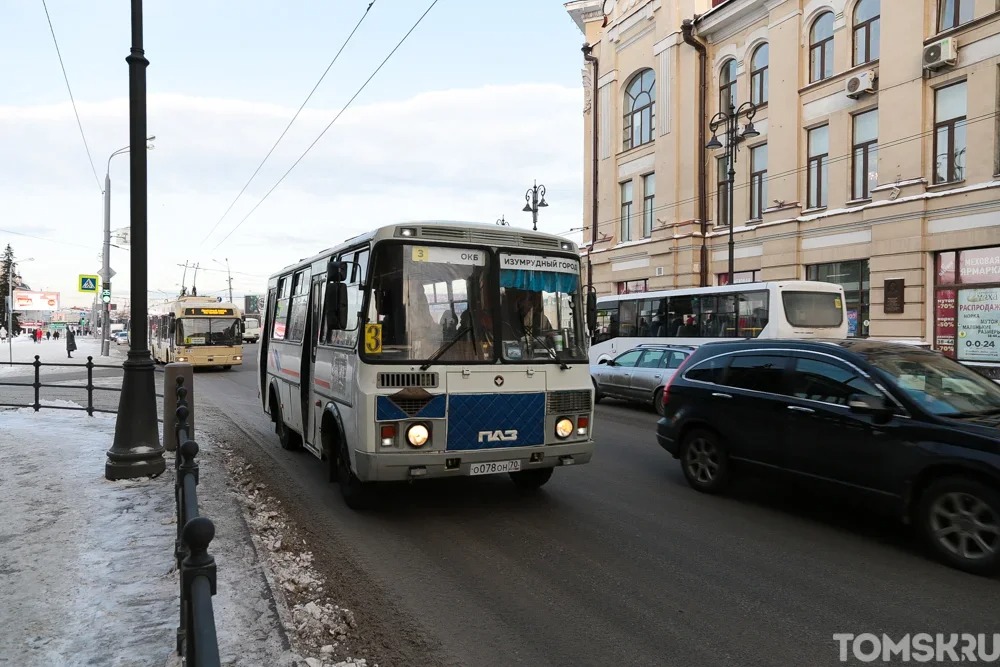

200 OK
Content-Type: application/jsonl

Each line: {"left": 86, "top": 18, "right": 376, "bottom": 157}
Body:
{"left": 163, "top": 362, "right": 194, "bottom": 452}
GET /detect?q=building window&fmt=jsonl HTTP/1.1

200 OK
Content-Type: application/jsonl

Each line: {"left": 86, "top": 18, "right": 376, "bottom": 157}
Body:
{"left": 750, "top": 44, "right": 769, "bottom": 105}
{"left": 750, "top": 143, "right": 767, "bottom": 219}
{"left": 807, "top": 260, "right": 870, "bottom": 337}
{"left": 810, "top": 12, "right": 835, "bottom": 83}
{"left": 720, "top": 59, "right": 737, "bottom": 112}
{"left": 717, "top": 156, "right": 730, "bottom": 227}
{"left": 617, "top": 279, "right": 647, "bottom": 295}
{"left": 852, "top": 109, "right": 878, "bottom": 200}
{"left": 642, "top": 173, "right": 655, "bottom": 238}
{"left": 623, "top": 69, "right": 656, "bottom": 150}
{"left": 853, "top": 0, "right": 880, "bottom": 65}
{"left": 935, "top": 247, "right": 1000, "bottom": 375}
{"left": 939, "top": 0, "right": 974, "bottom": 32}
{"left": 807, "top": 125, "right": 829, "bottom": 209}
{"left": 718, "top": 270, "right": 759, "bottom": 285}
{"left": 934, "top": 81, "right": 967, "bottom": 184}
{"left": 620, "top": 181, "right": 633, "bottom": 242}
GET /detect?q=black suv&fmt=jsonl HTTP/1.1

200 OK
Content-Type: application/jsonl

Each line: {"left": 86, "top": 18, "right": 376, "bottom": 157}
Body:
{"left": 656, "top": 339, "right": 1000, "bottom": 575}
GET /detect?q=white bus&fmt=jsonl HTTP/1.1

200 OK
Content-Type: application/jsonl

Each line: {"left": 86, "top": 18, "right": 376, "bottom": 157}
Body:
{"left": 242, "top": 315, "right": 261, "bottom": 343}
{"left": 590, "top": 280, "right": 848, "bottom": 363}
{"left": 259, "top": 221, "right": 597, "bottom": 509}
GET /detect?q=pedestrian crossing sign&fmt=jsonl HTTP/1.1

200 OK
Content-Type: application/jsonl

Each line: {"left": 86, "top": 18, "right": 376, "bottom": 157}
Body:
{"left": 79, "top": 274, "right": 100, "bottom": 293}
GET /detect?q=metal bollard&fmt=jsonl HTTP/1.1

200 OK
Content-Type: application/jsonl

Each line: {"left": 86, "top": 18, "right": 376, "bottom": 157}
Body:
{"left": 163, "top": 362, "right": 194, "bottom": 452}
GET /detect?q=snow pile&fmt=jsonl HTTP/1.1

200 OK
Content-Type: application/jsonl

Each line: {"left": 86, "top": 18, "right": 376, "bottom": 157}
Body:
{"left": 217, "top": 445, "right": 373, "bottom": 667}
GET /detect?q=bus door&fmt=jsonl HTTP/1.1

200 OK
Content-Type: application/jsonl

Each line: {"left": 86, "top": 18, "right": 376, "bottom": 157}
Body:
{"left": 301, "top": 274, "right": 325, "bottom": 454}
{"left": 259, "top": 287, "right": 276, "bottom": 412}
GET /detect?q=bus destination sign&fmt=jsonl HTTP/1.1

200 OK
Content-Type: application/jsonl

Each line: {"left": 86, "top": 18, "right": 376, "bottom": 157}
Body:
{"left": 184, "top": 307, "right": 235, "bottom": 316}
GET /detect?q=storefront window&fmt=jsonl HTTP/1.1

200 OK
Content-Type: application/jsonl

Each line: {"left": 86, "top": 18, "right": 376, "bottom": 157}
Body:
{"left": 717, "top": 271, "right": 759, "bottom": 286}
{"left": 806, "top": 260, "right": 870, "bottom": 337}
{"left": 935, "top": 247, "right": 1000, "bottom": 374}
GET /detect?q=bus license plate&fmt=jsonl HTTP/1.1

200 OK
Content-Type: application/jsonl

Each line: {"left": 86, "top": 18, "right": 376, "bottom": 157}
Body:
{"left": 470, "top": 460, "right": 521, "bottom": 476}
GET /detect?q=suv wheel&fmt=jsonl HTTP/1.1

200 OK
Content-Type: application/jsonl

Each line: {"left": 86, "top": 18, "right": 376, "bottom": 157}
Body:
{"left": 917, "top": 477, "right": 1000, "bottom": 576}
{"left": 680, "top": 428, "right": 730, "bottom": 493}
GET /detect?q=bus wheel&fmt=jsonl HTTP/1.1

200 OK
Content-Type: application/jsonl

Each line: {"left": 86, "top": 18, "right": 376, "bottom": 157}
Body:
{"left": 509, "top": 467, "right": 553, "bottom": 490}
{"left": 273, "top": 400, "right": 302, "bottom": 451}
{"left": 337, "top": 441, "right": 375, "bottom": 510}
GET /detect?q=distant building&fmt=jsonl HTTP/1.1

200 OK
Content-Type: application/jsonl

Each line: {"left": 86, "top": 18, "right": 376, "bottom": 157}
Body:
{"left": 567, "top": 0, "right": 1000, "bottom": 376}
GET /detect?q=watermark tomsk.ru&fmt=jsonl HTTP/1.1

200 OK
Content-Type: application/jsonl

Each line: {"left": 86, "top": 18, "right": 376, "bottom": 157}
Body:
{"left": 834, "top": 634, "right": 1000, "bottom": 663}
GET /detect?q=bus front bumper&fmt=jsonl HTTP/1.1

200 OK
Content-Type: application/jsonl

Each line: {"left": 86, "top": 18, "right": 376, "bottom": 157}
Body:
{"left": 354, "top": 440, "right": 595, "bottom": 482}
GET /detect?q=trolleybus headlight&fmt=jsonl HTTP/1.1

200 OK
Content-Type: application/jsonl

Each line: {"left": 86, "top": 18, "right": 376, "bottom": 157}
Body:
{"left": 177, "top": 357, "right": 188, "bottom": 362}
{"left": 406, "top": 423, "right": 430, "bottom": 447}
{"left": 555, "top": 417, "right": 574, "bottom": 439}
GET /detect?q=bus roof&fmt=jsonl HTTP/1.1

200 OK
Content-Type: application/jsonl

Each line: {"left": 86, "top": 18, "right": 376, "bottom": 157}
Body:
{"left": 596, "top": 280, "right": 844, "bottom": 304}
{"left": 267, "top": 220, "right": 580, "bottom": 281}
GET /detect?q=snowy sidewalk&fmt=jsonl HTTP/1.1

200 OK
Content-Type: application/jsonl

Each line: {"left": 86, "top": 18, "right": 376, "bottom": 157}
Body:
{"left": 1, "top": 335, "right": 125, "bottom": 378}
{"left": 0, "top": 403, "right": 301, "bottom": 667}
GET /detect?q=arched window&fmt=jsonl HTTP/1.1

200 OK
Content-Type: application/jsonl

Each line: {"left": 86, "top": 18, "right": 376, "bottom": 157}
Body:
{"left": 810, "top": 11, "right": 835, "bottom": 83}
{"left": 719, "top": 59, "right": 737, "bottom": 112}
{"left": 623, "top": 69, "right": 655, "bottom": 150}
{"left": 853, "top": 0, "right": 880, "bottom": 65}
{"left": 750, "top": 44, "right": 769, "bottom": 105}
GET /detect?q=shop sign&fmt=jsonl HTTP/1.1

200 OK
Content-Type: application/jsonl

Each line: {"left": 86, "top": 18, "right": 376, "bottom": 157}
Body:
{"left": 934, "top": 289, "right": 956, "bottom": 358}
{"left": 956, "top": 287, "right": 1000, "bottom": 362}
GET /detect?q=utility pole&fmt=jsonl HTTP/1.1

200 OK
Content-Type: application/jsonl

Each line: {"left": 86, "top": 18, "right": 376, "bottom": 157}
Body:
{"left": 215, "top": 258, "right": 233, "bottom": 302}
{"left": 107, "top": 0, "right": 165, "bottom": 480}
{"left": 101, "top": 170, "right": 112, "bottom": 356}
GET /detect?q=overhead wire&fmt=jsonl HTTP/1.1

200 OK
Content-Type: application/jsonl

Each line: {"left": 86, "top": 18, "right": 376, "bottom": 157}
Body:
{"left": 200, "top": 0, "right": 379, "bottom": 246}
{"left": 211, "top": 0, "right": 442, "bottom": 251}
{"left": 40, "top": 0, "right": 101, "bottom": 192}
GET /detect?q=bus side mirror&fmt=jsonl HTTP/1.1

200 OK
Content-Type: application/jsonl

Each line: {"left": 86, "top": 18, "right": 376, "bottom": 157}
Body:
{"left": 324, "top": 283, "right": 349, "bottom": 331}
{"left": 586, "top": 289, "right": 598, "bottom": 334}
{"left": 327, "top": 259, "right": 349, "bottom": 282}
{"left": 168, "top": 319, "right": 176, "bottom": 335}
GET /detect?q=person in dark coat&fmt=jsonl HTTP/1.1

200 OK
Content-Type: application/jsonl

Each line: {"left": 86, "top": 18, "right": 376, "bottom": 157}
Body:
{"left": 66, "top": 329, "right": 77, "bottom": 358}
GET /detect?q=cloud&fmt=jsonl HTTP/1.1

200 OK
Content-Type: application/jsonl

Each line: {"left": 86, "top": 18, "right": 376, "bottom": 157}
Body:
{"left": 0, "top": 83, "right": 585, "bottom": 306}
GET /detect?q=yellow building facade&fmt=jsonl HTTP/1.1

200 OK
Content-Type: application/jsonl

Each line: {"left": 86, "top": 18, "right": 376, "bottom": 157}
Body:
{"left": 566, "top": 0, "right": 1000, "bottom": 377}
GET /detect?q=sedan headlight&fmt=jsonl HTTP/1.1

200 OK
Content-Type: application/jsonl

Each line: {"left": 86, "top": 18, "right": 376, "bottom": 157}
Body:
{"left": 555, "top": 417, "right": 574, "bottom": 439}
{"left": 406, "top": 423, "right": 430, "bottom": 447}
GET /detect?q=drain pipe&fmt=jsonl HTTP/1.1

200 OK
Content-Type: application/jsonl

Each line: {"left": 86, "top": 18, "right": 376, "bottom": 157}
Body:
{"left": 682, "top": 18, "right": 709, "bottom": 287}
{"left": 582, "top": 42, "right": 599, "bottom": 291}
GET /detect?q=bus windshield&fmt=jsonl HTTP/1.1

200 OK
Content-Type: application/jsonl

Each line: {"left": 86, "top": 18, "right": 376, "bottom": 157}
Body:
{"left": 781, "top": 291, "right": 844, "bottom": 327}
{"left": 366, "top": 244, "right": 586, "bottom": 364}
{"left": 177, "top": 318, "right": 241, "bottom": 346}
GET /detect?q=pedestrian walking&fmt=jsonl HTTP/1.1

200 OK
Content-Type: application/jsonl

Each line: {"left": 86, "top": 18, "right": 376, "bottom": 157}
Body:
{"left": 0, "top": 325, "right": 7, "bottom": 342}
{"left": 46, "top": 330, "right": 51, "bottom": 341}
{"left": 66, "top": 329, "right": 77, "bottom": 359}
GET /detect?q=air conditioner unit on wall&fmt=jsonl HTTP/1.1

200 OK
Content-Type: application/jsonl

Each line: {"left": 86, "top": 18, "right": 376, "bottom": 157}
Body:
{"left": 923, "top": 37, "right": 958, "bottom": 70}
{"left": 845, "top": 70, "right": 877, "bottom": 98}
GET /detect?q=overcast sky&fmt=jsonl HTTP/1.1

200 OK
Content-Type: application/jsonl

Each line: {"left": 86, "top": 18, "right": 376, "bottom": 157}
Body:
{"left": 1, "top": 0, "right": 586, "bottom": 308}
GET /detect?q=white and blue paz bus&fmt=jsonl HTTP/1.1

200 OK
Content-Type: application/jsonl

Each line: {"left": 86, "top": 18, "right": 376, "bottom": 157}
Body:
{"left": 260, "top": 221, "right": 597, "bottom": 508}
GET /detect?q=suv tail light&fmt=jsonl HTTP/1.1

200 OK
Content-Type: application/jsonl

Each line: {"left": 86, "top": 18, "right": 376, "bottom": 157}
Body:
{"left": 663, "top": 354, "right": 694, "bottom": 408}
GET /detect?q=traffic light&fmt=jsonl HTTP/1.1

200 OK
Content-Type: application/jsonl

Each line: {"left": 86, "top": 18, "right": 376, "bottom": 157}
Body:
{"left": 101, "top": 283, "right": 112, "bottom": 304}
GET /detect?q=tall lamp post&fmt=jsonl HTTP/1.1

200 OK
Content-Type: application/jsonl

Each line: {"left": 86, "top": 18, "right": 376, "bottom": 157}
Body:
{"left": 496, "top": 215, "right": 508, "bottom": 226}
{"left": 213, "top": 258, "right": 233, "bottom": 303}
{"left": 102, "top": 136, "right": 154, "bottom": 357}
{"left": 522, "top": 181, "right": 548, "bottom": 231}
{"left": 6, "top": 257, "right": 33, "bottom": 366}
{"left": 706, "top": 101, "right": 759, "bottom": 285}
{"left": 107, "top": 0, "right": 165, "bottom": 480}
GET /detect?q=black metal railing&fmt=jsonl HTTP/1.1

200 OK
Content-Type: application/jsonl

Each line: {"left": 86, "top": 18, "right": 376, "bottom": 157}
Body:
{"left": 0, "top": 355, "right": 122, "bottom": 415}
{"left": 173, "top": 376, "right": 221, "bottom": 666}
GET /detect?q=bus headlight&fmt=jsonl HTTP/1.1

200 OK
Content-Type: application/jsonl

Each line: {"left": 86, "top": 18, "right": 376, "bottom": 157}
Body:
{"left": 406, "top": 423, "right": 430, "bottom": 448}
{"left": 555, "top": 417, "right": 574, "bottom": 439}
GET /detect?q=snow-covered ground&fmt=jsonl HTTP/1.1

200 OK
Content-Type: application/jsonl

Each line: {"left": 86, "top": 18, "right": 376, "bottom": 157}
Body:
{"left": 0, "top": 334, "right": 125, "bottom": 377}
{"left": 0, "top": 401, "right": 369, "bottom": 667}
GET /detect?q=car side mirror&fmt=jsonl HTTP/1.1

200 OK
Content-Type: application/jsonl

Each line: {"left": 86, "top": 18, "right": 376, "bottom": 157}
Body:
{"left": 598, "top": 358, "right": 608, "bottom": 365}
{"left": 848, "top": 393, "right": 894, "bottom": 421}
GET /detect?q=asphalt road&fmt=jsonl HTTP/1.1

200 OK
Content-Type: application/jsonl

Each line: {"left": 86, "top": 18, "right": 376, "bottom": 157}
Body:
{"left": 194, "top": 348, "right": 1000, "bottom": 667}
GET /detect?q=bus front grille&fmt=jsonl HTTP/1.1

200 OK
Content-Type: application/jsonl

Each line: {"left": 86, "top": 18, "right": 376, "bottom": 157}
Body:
{"left": 377, "top": 372, "right": 439, "bottom": 389}
{"left": 546, "top": 390, "right": 592, "bottom": 415}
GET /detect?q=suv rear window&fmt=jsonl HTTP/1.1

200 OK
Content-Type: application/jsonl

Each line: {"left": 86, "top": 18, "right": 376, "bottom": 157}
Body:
{"left": 781, "top": 291, "right": 844, "bottom": 327}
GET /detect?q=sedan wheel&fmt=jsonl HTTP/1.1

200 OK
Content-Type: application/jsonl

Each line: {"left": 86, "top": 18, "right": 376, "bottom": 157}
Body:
{"left": 919, "top": 478, "right": 1000, "bottom": 576}
{"left": 679, "top": 429, "right": 730, "bottom": 494}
